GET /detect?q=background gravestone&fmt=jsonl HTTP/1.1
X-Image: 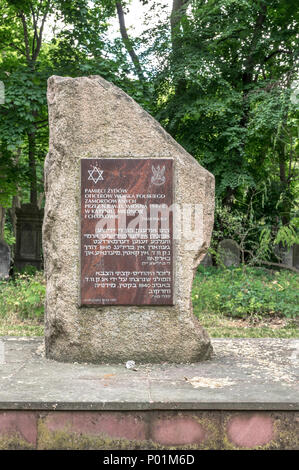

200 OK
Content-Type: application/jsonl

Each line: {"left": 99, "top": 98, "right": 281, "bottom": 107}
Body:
{"left": 281, "top": 246, "right": 294, "bottom": 268}
{"left": 217, "top": 239, "right": 240, "bottom": 267}
{"left": 0, "top": 241, "right": 10, "bottom": 279}
{"left": 274, "top": 245, "right": 299, "bottom": 269}
{"left": 200, "top": 252, "right": 213, "bottom": 267}
{"left": 14, "top": 204, "right": 44, "bottom": 271}
{"left": 43, "top": 75, "right": 215, "bottom": 364}
{"left": 293, "top": 244, "right": 299, "bottom": 270}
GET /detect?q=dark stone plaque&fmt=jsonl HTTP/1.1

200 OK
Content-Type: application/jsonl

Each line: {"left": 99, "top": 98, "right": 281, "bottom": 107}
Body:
{"left": 14, "top": 204, "right": 44, "bottom": 271}
{"left": 80, "top": 158, "right": 173, "bottom": 306}
{"left": 0, "top": 240, "right": 10, "bottom": 279}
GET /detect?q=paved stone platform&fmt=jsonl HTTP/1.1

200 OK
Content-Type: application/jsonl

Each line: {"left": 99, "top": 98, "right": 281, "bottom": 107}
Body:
{"left": 0, "top": 337, "right": 298, "bottom": 449}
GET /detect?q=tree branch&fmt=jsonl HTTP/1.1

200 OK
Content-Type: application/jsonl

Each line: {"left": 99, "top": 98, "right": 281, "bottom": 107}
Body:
{"left": 170, "top": 0, "right": 190, "bottom": 50}
{"left": 242, "top": 3, "right": 267, "bottom": 86}
{"left": 244, "top": 249, "right": 298, "bottom": 273}
{"left": 19, "top": 12, "right": 31, "bottom": 62}
{"left": 9, "top": 42, "right": 25, "bottom": 56}
{"left": 31, "top": 5, "right": 39, "bottom": 59}
{"left": 216, "top": 28, "right": 247, "bottom": 44}
{"left": 257, "top": 259, "right": 298, "bottom": 273}
{"left": 264, "top": 49, "right": 290, "bottom": 63}
{"left": 35, "top": 121, "right": 49, "bottom": 130}
{"left": 32, "top": 2, "right": 50, "bottom": 62}
{"left": 116, "top": 1, "right": 144, "bottom": 82}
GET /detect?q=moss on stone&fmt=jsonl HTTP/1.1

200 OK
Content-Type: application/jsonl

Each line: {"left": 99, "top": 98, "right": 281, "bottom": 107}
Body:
{"left": 193, "top": 414, "right": 222, "bottom": 450}
{"left": 0, "top": 433, "right": 35, "bottom": 450}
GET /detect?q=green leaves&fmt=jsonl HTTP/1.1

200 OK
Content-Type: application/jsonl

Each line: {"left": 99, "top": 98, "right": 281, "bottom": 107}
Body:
{"left": 274, "top": 220, "right": 299, "bottom": 249}
{"left": 143, "top": 0, "right": 298, "bottom": 234}
{"left": 0, "top": 271, "right": 46, "bottom": 320}
{"left": 0, "top": 0, "right": 297, "bottom": 238}
{"left": 193, "top": 266, "right": 299, "bottom": 319}
{"left": 0, "top": 0, "right": 128, "bottom": 206}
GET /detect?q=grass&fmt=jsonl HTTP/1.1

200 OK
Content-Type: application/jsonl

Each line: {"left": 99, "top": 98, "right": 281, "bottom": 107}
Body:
{"left": 0, "top": 321, "right": 43, "bottom": 336}
{"left": 196, "top": 309, "right": 298, "bottom": 338}
{"left": 193, "top": 266, "right": 299, "bottom": 338}
{"left": 0, "top": 270, "right": 45, "bottom": 337}
{"left": 0, "top": 266, "right": 298, "bottom": 338}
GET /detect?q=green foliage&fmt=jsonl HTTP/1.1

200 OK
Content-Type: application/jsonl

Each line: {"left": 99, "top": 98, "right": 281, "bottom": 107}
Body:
{"left": 0, "top": 0, "right": 298, "bottom": 265}
{"left": 213, "top": 202, "right": 249, "bottom": 243}
{"left": 0, "top": 0, "right": 130, "bottom": 208}
{"left": 193, "top": 266, "right": 299, "bottom": 319}
{"left": 196, "top": 308, "right": 298, "bottom": 339}
{"left": 212, "top": 198, "right": 299, "bottom": 266}
{"left": 4, "top": 223, "right": 15, "bottom": 246}
{"left": 257, "top": 227, "right": 272, "bottom": 262}
{"left": 274, "top": 219, "right": 299, "bottom": 249}
{"left": 0, "top": 269, "right": 297, "bottom": 338}
{"left": 0, "top": 271, "right": 45, "bottom": 320}
{"left": 148, "top": 0, "right": 299, "bottom": 228}
{"left": 212, "top": 201, "right": 265, "bottom": 264}
{"left": 0, "top": 66, "right": 49, "bottom": 203}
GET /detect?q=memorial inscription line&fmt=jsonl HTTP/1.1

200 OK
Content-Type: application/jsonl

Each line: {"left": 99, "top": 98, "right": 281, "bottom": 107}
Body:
{"left": 83, "top": 191, "right": 204, "bottom": 247}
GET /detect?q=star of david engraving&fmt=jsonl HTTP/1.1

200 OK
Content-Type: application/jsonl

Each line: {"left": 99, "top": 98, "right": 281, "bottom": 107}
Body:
{"left": 88, "top": 166, "right": 104, "bottom": 184}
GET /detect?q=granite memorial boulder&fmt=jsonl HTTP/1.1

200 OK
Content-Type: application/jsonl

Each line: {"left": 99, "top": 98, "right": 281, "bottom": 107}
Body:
{"left": 43, "top": 75, "right": 215, "bottom": 363}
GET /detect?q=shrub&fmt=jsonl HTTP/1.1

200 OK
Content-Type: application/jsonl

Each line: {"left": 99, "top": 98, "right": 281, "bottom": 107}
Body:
{"left": 0, "top": 271, "right": 45, "bottom": 321}
{"left": 193, "top": 266, "right": 299, "bottom": 319}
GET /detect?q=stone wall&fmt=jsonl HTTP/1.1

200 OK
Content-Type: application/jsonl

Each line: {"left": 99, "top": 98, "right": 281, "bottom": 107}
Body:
{"left": 0, "top": 410, "right": 297, "bottom": 450}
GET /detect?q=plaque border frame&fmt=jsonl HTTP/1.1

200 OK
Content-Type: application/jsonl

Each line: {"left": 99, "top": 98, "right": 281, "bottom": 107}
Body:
{"left": 79, "top": 157, "right": 175, "bottom": 308}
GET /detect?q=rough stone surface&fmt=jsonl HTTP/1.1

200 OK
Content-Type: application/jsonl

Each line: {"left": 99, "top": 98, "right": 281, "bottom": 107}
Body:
{"left": 226, "top": 414, "right": 274, "bottom": 448}
{"left": 0, "top": 337, "right": 298, "bottom": 410}
{"left": 43, "top": 75, "right": 215, "bottom": 363}
{"left": 1, "top": 337, "right": 298, "bottom": 449}
{"left": 217, "top": 239, "right": 240, "bottom": 267}
{"left": 274, "top": 245, "right": 294, "bottom": 267}
{"left": 0, "top": 411, "right": 37, "bottom": 448}
{"left": 0, "top": 409, "right": 297, "bottom": 450}
{"left": 0, "top": 241, "right": 10, "bottom": 279}
{"left": 151, "top": 415, "right": 206, "bottom": 446}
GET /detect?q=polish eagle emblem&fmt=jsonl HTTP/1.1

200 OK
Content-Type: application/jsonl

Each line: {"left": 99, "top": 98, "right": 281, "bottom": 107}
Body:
{"left": 151, "top": 165, "right": 166, "bottom": 186}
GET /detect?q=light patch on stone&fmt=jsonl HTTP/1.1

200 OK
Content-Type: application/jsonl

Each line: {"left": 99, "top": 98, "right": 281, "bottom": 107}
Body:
{"left": 0, "top": 341, "right": 4, "bottom": 364}
{"left": 184, "top": 376, "right": 235, "bottom": 389}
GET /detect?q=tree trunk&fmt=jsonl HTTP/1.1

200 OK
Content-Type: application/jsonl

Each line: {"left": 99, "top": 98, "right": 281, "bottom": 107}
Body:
{"left": 170, "top": 0, "right": 189, "bottom": 50}
{"left": 169, "top": 0, "right": 190, "bottom": 128}
{"left": 225, "top": 4, "right": 268, "bottom": 205}
{"left": 28, "top": 132, "right": 37, "bottom": 206}
{"left": 223, "top": 186, "right": 236, "bottom": 207}
{"left": 279, "top": 152, "right": 291, "bottom": 226}
{"left": 116, "top": 1, "right": 144, "bottom": 82}
{"left": 0, "top": 205, "right": 5, "bottom": 241}
{"left": 9, "top": 195, "right": 21, "bottom": 238}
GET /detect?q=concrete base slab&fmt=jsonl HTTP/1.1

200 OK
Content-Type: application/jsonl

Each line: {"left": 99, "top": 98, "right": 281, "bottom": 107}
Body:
{"left": 0, "top": 337, "right": 298, "bottom": 449}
